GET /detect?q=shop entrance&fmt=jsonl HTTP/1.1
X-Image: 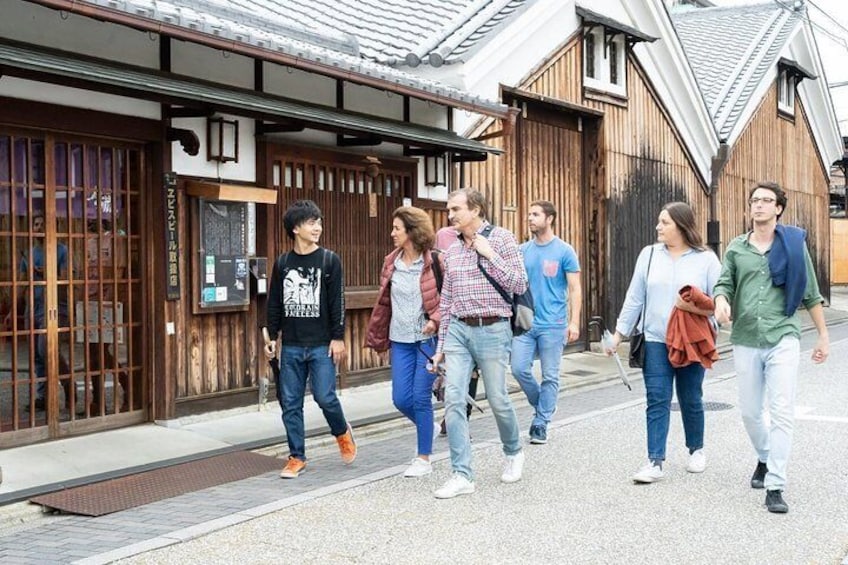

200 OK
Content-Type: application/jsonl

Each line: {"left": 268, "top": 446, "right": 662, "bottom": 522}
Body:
{"left": 0, "top": 131, "right": 146, "bottom": 444}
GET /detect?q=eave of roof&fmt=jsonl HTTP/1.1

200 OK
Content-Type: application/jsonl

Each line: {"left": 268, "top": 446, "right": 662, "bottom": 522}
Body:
{"left": 24, "top": 0, "right": 511, "bottom": 119}
{"left": 0, "top": 39, "right": 503, "bottom": 156}
{"left": 576, "top": 5, "right": 657, "bottom": 43}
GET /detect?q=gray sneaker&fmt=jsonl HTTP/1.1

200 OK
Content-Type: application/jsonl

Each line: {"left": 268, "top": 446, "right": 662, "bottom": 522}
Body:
{"left": 529, "top": 425, "right": 548, "bottom": 444}
{"left": 750, "top": 461, "right": 768, "bottom": 489}
{"left": 765, "top": 489, "right": 789, "bottom": 513}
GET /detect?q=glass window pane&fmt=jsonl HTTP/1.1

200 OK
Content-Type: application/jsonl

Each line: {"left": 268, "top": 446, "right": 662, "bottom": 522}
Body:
{"left": 0, "top": 136, "right": 9, "bottom": 183}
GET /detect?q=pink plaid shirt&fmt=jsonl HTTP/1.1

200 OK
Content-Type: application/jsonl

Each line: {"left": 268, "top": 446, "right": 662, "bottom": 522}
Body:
{"left": 436, "top": 222, "right": 528, "bottom": 353}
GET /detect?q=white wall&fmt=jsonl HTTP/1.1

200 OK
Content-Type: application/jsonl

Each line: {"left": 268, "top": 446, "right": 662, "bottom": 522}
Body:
{"left": 171, "top": 113, "right": 256, "bottom": 182}
{"left": 0, "top": 77, "right": 161, "bottom": 119}
{"left": 264, "top": 65, "right": 335, "bottom": 106}
{"left": 0, "top": 0, "right": 158, "bottom": 68}
{"left": 410, "top": 99, "right": 449, "bottom": 129}
{"left": 344, "top": 83, "right": 405, "bottom": 121}
{"left": 171, "top": 42, "right": 254, "bottom": 88}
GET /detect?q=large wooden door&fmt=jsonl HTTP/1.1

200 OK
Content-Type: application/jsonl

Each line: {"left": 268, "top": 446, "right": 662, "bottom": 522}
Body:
{"left": 514, "top": 115, "right": 591, "bottom": 339}
{"left": 0, "top": 131, "right": 146, "bottom": 445}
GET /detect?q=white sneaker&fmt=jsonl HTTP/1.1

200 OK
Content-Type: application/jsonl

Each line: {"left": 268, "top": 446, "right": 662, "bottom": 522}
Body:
{"left": 686, "top": 449, "right": 706, "bottom": 473}
{"left": 403, "top": 457, "right": 433, "bottom": 478}
{"left": 434, "top": 473, "right": 475, "bottom": 499}
{"left": 632, "top": 461, "right": 664, "bottom": 483}
{"left": 501, "top": 450, "right": 525, "bottom": 483}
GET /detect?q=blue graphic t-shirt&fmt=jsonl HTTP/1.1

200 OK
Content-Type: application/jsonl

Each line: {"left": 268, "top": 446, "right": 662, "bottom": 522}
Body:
{"left": 20, "top": 243, "right": 69, "bottom": 311}
{"left": 520, "top": 237, "right": 580, "bottom": 328}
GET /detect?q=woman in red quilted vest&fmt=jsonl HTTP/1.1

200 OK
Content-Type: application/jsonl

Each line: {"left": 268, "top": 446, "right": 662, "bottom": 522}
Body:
{"left": 366, "top": 206, "right": 441, "bottom": 478}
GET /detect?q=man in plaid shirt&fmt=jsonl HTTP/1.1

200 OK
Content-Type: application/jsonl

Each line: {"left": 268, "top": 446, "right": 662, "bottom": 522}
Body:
{"left": 430, "top": 189, "right": 528, "bottom": 499}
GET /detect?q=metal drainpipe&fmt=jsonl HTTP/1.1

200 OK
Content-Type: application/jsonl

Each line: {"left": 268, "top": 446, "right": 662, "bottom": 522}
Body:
{"left": 708, "top": 143, "right": 730, "bottom": 255}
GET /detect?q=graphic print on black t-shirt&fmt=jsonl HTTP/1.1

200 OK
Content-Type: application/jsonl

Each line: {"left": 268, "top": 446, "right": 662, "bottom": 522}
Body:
{"left": 283, "top": 265, "right": 322, "bottom": 318}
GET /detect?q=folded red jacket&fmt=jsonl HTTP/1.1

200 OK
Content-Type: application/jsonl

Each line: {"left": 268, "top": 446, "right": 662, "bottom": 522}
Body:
{"left": 666, "top": 285, "right": 719, "bottom": 369}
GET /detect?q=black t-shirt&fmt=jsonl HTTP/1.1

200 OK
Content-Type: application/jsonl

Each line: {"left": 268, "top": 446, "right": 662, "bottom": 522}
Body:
{"left": 266, "top": 247, "right": 345, "bottom": 346}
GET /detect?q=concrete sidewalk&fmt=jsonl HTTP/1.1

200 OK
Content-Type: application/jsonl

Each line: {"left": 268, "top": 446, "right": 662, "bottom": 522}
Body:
{"left": 1, "top": 287, "right": 847, "bottom": 507}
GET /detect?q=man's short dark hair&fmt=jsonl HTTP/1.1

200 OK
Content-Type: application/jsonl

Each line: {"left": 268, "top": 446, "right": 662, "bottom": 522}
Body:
{"left": 749, "top": 181, "right": 787, "bottom": 218}
{"left": 529, "top": 200, "right": 557, "bottom": 222}
{"left": 283, "top": 200, "right": 323, "bottom": 240}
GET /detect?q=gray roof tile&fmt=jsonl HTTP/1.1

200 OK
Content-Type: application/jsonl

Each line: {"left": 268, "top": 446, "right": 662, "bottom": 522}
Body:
{"left": 82, "top": 0, "right": 509, "bottom": 112}
{"left": 671, "top": 2, "right": 802, "bottom": 140}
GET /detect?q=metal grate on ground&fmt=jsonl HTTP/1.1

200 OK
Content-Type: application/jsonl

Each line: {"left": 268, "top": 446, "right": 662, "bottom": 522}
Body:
{"left": 29, "top": 451, "right": 282, "bottom": 516}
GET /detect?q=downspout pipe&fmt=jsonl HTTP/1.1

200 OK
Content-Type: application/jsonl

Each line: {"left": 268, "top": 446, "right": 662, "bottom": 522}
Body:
{"left": 708, "top": 142, "right": 730, "bottom": 255}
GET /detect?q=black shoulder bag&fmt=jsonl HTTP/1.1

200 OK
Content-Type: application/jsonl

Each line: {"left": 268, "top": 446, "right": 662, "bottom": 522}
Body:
{"left": 629, "top": 246, "right": 655, "bottom": 369}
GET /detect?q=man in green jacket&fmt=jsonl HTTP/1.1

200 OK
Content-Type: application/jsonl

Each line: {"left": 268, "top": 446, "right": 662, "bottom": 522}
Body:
{"left": 714, "top": 181, "right": 829, "bottom": 514}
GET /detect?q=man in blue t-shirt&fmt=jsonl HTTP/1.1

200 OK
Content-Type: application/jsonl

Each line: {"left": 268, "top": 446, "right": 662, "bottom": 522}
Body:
{"left": 7, "top": 214, "right": 71, "bottom": 410}
{"left": 511, "top": 201, "right": 582, "bottom": 444}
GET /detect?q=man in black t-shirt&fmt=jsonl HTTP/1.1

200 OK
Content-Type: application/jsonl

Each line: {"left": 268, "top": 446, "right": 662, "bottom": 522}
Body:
{"left": 264, "top": 200, "right": 356, "bottom": 479}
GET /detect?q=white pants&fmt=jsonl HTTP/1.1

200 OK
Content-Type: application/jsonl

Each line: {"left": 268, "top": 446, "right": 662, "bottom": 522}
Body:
{"left": 734, "top": 336, "right": 800, "bottom": 491}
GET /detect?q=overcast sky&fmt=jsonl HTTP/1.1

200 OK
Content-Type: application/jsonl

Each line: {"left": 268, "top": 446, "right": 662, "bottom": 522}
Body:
{"left": 711, "top": 0, "right": 848, "bottom": 139}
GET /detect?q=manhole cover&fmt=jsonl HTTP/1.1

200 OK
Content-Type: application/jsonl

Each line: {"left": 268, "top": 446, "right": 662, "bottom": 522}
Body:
{"left": 671, "top": 401, "right": 734, "bottom": 412}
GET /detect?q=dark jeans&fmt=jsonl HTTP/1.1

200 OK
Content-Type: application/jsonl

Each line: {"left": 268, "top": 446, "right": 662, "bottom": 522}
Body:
{"left": 279, "top": 345, "right": 348, "bottom": 461}
{"left": 643, "top": 341, "right": 705, "bottom": 461}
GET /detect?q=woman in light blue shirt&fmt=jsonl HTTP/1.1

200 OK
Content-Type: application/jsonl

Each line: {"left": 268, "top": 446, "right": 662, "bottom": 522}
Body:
{"left": 606, "top": 202, "right": 721, "bottom": 484}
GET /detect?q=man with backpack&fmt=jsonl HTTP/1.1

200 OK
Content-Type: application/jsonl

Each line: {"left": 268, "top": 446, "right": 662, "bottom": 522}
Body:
{"left": 429, "top": 189, "right": 528, "bottom": 499}
{"left": 263, "top": 200, "right": 357, "bottom": 479}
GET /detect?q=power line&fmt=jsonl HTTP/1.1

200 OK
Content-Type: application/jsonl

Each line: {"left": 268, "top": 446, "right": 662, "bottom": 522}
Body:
{"left": 772, "top": 0, "right": 848, "bottom": 50}
{"left": 806, "top": 0, "right": 848, "bottom": 38}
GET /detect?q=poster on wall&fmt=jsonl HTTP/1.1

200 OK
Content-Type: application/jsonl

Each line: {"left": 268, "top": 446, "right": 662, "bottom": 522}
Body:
{"left": 197, "top": 198, "right": 249, "bottom": 310}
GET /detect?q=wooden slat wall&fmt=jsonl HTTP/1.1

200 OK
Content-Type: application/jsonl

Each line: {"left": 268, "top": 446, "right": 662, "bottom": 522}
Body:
{"left": 465, "top": 36, "right": 709, "bottom": 324}
{"left": 831, "top": 219, "right": 848, "bottom": 284}
{"left": 719, "top": 87, "right": 831, "bottom": 297}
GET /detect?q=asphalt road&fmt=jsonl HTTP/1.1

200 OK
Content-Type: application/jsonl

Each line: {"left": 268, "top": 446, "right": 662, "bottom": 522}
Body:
{"left": 118, "top": 323, "right": 848, "bottom": 565}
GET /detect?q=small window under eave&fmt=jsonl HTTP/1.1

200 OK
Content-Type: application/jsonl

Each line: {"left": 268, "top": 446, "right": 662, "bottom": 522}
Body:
{"left": 776, "top": 58, "right": 816, "bottom": 118}
{"left": 577, "top": 6, "right": 657, "bottom": 101}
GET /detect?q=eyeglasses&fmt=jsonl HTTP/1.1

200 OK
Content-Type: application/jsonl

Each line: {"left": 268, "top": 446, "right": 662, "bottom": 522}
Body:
{"left": 748, "top": 197, "right": 776, "bottom": 205}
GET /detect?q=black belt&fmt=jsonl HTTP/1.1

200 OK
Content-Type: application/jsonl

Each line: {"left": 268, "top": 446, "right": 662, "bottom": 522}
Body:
{"left": 457, "top": 316, "right": 506, "bottom": 327}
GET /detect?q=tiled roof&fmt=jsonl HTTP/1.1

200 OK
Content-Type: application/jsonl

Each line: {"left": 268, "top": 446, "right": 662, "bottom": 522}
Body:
{"left": 81, "top": 0, "right": 512, "bottom": 112}
{"left": 671, "top": 2, "right": 802, "bottom": 140}
{"left": 224, "top": 0, "right": 533, "bottom": 67}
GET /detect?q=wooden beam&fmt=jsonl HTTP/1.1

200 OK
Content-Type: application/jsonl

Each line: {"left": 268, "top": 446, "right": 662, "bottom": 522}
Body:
{"left": 337, "top": 134, "right": 382, "bottom": 147}
{"left": 184, "top": 180, "right": 278, "bottom": 204}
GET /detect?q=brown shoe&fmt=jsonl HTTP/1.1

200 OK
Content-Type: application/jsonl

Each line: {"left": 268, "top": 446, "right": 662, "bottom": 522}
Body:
{"left": 280, "top": 457, "right": 306, "bottom": 479}
{"left": 336, "top": 424, "right": 357, "bottom": 464}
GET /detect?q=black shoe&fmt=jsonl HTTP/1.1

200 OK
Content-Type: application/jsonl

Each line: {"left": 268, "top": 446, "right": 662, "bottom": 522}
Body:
{"left": 24, "top": 397, "right": 46, "bottom": 412}
{"left": 439, "top": 419, "right": 447, "bottom": 437}
{"left": 529, "top": 425, "right": 548, "bottom": 444}
{"left": 750, "top": 461, "right": 768, "bottom": 489}
{"left": 765, "top": 490, "right": 789, "bottom": 513}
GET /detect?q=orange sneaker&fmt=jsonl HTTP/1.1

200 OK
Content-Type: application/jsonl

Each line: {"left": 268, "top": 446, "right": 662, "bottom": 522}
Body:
{"left": 280, "top": 457, "right": 306, "bottom": 479}
{"left": 336, "top": 424, "right": 357, "bottom": 464}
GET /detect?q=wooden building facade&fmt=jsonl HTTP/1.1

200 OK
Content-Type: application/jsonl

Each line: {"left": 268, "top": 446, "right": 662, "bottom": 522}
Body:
{"left": 463, "top": 32, "right": 710, "bottom": 327}
{"left": 451, "top": 0, "right": 841, "bottom": 328}
{"left": 0, "top": 0, "right": 506, "bottom": 447}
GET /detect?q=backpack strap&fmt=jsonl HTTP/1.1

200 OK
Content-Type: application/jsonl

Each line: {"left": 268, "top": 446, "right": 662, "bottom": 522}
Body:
{"left": 430, "top": 249, "right": 444, "bottom": 293}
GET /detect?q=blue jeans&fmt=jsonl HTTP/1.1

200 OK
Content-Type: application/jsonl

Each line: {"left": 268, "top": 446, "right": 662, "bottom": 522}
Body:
{"left": 643, "top": 341, "right": 705, "bottom": 461}
{"left": 391, "top": 339, "right": 436, "bottom": 456}
{"left": 27, "top": 302, "right": 68, "bottom": 398}
{"left": 510, "top": 325, "right": 566, "bottom": 427}
{"left": 444, "top": 318, "right": 521, "bottom": 481}
{"left": 734, "top": 336, "right": 800, "bottom": 490}
{"left": 280, "top": 345, "right": 348, "bottom": 461}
